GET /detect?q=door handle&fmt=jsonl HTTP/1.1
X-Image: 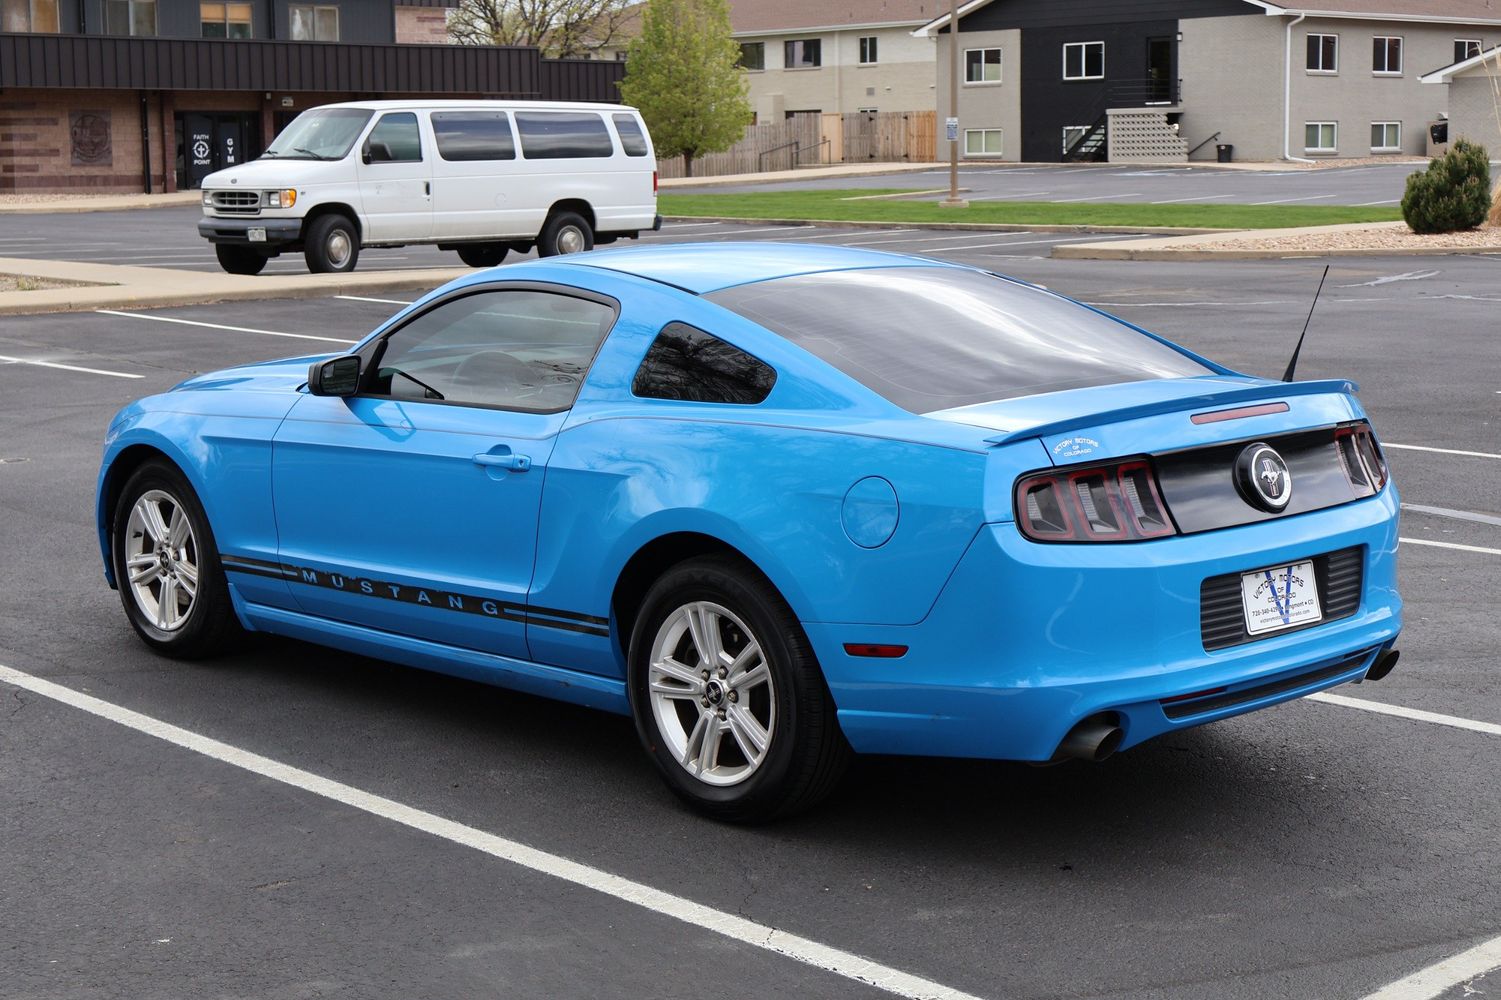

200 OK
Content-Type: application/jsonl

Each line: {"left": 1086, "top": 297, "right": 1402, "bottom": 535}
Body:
{"left": 424, "top": 181, "right": 431, "bottom": 196}
{"left": 473, "top": 451, "right": 531, "bottom": 472}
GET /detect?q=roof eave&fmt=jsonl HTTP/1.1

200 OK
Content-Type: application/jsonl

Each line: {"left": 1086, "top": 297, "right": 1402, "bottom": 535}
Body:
{"left": 733, "top": 19, "right": 928, "bottom": 38}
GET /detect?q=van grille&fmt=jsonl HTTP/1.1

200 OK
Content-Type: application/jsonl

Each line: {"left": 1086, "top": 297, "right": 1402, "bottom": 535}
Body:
{"left": 209, "top": 190, "right": 260, "bottom": 215}
{"left": 1200, "top": 546, "right": 1363, "bottom": 651}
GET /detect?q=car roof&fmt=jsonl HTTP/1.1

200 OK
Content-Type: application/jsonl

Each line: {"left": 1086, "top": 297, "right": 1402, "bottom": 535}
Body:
{"left": 562, "top": 242, "right": 953, "bottom": 295}
{"left": 309, "top": 99, "right": 636, "bottom": 114}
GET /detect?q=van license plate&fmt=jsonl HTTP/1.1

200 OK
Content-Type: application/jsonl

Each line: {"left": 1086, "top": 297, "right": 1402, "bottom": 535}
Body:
{"left": 248, "top": 227, "right": 267, "bottom": 242}
{"left": 1241, "top": 560, "right": 1321, "bottom": 635}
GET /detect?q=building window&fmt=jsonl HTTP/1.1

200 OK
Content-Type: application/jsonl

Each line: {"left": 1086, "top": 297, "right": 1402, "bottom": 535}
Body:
{"left": 859, "top": 35, "right": 878, "bottom": 64}
{"left": 289, "top": 4, "right": 338, "bottom": 41}
{"left": 1307, "top": 33, "right": 1337, "bottom": 72}
{"left": 785, "top": 38, "right": 821, "bottom": 69}
{"left": 1455, "top": 38, "right": 1482, "bottom": 62}
{"left": 1305, "top": 121, "right": 1337, "bottom": 153}
{"left": 965, "top": 47, "right": 1002, "bottom": 83}
{"left": 201, "top": 2, "right": 251, "bottom": 38}
{"left": 1, "top": 0, "right": 59, "bottom": 31}
{"left": 1062, "top": 125, "right": 1090, "bottom": 155}
{"left": 737, "top": 41, "right": 764, "bottom": 71}
{"left": 104, "top": 0, "right": 156, "bottom": 35}
{"left": 1371, "top": 121, "right": 1402, "bottom": 151}
{"left": 857, "top": 106, "right": 879, "bottom": 114}
{"left": 1372, "top": 36, "right": 1402, "bottom": 74}
{"left": 1063, "top": 41, "right": 1104, "bottom": 80}
{"left": 964, "top": 128, "right": 1003, "bottom": 156}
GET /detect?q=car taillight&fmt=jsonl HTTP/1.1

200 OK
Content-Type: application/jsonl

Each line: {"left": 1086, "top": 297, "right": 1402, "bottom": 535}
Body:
{"left": 1015, "top": 459, "right": 1177, "bottom": 542}
{"left": 1334, "top": 422, "right": 1388, "bottom": 495}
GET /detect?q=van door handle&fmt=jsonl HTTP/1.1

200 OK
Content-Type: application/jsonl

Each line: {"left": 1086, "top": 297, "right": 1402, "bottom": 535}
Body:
{"left": 424, "top": 181, "right": 431, "bottom": 196}
{"left": 473, "top": 451, "right": 530, "bottom": 472}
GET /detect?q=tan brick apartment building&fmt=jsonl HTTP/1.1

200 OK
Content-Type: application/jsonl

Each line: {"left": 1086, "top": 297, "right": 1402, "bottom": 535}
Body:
{"left": 0, "top": 0, "right": 624, "bottom": 192}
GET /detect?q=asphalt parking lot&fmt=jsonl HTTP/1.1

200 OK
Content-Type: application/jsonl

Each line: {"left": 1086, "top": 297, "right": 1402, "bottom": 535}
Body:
{"left": 2, "top": 221, "right": 1499, "bottom": 999}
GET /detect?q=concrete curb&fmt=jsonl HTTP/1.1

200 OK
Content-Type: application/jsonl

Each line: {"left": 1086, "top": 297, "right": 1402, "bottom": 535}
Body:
{"left": 0, "top": 192, "right": 202, "bottom": 215}
{"left": 1054, "top": 243, "right": 1501, "bottom": 260}
{"left": 663, "top": 215, "right": 1232, "bottom": 236}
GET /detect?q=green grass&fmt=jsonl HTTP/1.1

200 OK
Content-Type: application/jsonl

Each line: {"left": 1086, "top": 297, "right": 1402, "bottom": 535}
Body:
{"left": 658, "top": 189, "right": 1403, "bottom": 230}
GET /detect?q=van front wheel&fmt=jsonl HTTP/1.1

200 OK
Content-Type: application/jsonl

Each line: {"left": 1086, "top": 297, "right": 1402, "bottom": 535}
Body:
{"left": 305, "top": 214, "right": 360, "bottom": 273}
{"left": 538, "top": 211, "right": 593, "bottom": 257}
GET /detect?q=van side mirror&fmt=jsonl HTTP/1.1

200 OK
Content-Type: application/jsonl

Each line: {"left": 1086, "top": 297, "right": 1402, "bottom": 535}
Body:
{"left": 309, "top": 355, "right": 361, "bottom": 396}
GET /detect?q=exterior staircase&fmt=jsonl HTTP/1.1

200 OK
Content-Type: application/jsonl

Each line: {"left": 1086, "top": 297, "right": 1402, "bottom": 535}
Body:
{"left": 1105, "top": 109, "right": 1187, "bottom": 163}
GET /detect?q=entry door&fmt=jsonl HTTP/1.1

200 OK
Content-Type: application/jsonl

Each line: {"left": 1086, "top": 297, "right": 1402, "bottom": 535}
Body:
{"left": 270, "top": 286, "right": 618, "bottom": 661}
{"left": 356, "top": 111, "right": 433, "bottom": 242}
{"left": 184, "top": 114, "right": 215, "bottom": 188}
{"left": 1146, "top": 37, "right": 1176, "bottom": 104}
{"left": 215, "top": 118, "right": 244, "bottom": 170}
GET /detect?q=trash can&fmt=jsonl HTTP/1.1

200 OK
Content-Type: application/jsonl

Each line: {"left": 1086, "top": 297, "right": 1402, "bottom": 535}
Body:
{"left": 1216, "top": 143, "right": 1234, "bottom": 163}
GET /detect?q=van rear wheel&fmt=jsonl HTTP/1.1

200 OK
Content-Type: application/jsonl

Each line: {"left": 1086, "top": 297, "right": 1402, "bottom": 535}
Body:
{"left": 456, "top": 243, "right": 508, "bottom": 268}
{"left": 538, "top": 211, "right": 593, "bottom": 257}
{"left": 215, "top": 245, "right": 267, "bottom": 276}
{"left": 305, "top": 213, "right": 360, "bottom": 273}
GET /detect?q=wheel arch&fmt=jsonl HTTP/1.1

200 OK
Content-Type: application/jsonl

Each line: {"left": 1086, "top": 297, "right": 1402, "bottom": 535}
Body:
{"left": 97, "top": 441, "right": 189, "bottom": 588}
{"left": 302, "top": 202, "right": 363, "bottom": 242}
{"left": 545, "top": 199, "right": 596, "bottom": 232}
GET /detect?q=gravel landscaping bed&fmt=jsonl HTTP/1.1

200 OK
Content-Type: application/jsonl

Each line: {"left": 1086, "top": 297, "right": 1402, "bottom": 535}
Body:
{"left": 0, "top": 274, "right": 91, "bottom": 292}
{"left": 1170, "top": 221, "right": 1501, "bottom": 253}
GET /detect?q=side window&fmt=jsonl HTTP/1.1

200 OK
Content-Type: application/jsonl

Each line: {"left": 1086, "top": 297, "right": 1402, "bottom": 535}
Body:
{"left": 632, "top": 323, "right": 777, "bottom": 405}
{"left": 432, "top": 111, "right": 516, "bottom": 161}
{"left": 364, "top": 112, "right": 422, "bottom": 163}
{"left": 612, "top": 113, "right": 649, "bottom": 157}
{"left": 515, "top": 111, "right": 615, "bottom": 158}
{"left": 369, "top": 289, "right": 616, "bottom": 412}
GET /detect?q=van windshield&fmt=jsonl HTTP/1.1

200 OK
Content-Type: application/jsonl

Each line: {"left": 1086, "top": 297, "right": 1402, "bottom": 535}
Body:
{"left": 262, "top": 108, "right": 373, "bottom": 161}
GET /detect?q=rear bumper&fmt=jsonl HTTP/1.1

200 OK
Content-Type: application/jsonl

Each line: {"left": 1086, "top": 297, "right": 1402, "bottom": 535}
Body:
{"left": 809, "top": 488, "right": 1402, "bottom": 761}
{"left": 198, "top": 217, "right": 302, "bottom": 248}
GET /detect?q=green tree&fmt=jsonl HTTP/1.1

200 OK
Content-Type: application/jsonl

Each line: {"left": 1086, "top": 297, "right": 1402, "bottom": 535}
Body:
{"left": 1401, "top": 138, "right": 1491, "bottom": 234}
{"left": 620, "top": 0, "right": 749, "bottom": 177}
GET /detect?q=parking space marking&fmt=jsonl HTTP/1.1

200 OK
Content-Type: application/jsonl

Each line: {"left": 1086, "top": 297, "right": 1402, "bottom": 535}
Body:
{"left": 0, "top": 662, "right": 984, "bottom": 1000}
{"left": 788, "top": 229, "right": 917, "bottom": 241}
{"left": 336, "top": 295, "right": 414, "bottom": 306}
{"left": 1385, "top": 443, "right": 1501, "bottom": 460}
{"left": 928, "top": 234, "right": 1140, "bottom": 253}
{"left": 0, "top": 354, "right": 144, "bottom": 379}
{"left": 1251, "top": 195, "right": 1337, "bottom": 205}
{"left": 1401, "top": 504, "right": 1501, "bottom": 528}
{"left": 1053, "top": 193, "right": 1141, "bottom": 203}
{"left": 1150, "top": 195, "right": 1232, "bottom": 204}
{"left": 1361, "top": 932, "right": 1501, "bottom": 1000}
{"left": 1310, "top": 691, "right": 1501, "bottom": 737}
{"left": 1399, "top": 537, "right": 1501, "bottom": 556}
{"left": 95, "top": 310, "right": 358, "bottom": 345}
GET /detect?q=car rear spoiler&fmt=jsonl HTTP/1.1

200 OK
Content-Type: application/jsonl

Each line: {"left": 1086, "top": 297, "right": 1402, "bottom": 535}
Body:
{"left": 982, "top": 378, "right": 1359, "bottom": 447}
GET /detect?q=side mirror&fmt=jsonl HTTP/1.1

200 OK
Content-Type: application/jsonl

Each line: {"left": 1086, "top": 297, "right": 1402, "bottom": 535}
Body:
{"left": 309, "top": 355, "right": 361, "bottom": 396}
{"left": 361, "top": 146, "right": 371, "bottom": 165}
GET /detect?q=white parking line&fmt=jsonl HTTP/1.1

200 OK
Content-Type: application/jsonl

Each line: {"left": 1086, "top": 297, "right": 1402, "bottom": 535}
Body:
{"left": 1150, "top": 195, "right": 1232, "bottom": 204}
{"left": 1250, "top": 195, "right": 1336, "bottom": 205}
{"left": 843, "top": 231, "right": 1029, "bottom": 247}
{"left": 926, "top": 234, "right": 1139, "bottom": 253}
{"left": 1401, "top": 504, "right": 1501, "bottom": 528}
{"left": 0, "top": 662, "right": 984, "bottom": 1000}
{"left": 336, "top": 295, "right": 413, "bottom": 306}
{"left": 0, "top": 354, "right": 144, "bottom": 379}
{"left": 1355, "top": 199, "right": 1400, "bottom": 206}
{"left": 643, "top": 225, "right": 814, "bottom": 239}
{"left": 1310, "top": 691, "right": 1501, "bottom": 738}
{"left": 1399, "top": 537, "right": 1501, "bottom": 556}
{"left": 1384, "top": 442, "right": 1501, "bottom": 460}
{"left": 95, "top": 310, "right": 357, "bottom": 345}
{"left": 788, "top": 229, "right": 916, "bottom": 241}
{"left": 1360, "top": 933, "right": 1501, "bottom": 1000}
{"left": 1052, "top": 193, "right": 1141, "bottom": 203}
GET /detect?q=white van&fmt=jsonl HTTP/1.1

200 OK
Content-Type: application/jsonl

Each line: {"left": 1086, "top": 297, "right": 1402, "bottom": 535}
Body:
{"left": 197, "top": 99, "right": 660, "bottom": 275}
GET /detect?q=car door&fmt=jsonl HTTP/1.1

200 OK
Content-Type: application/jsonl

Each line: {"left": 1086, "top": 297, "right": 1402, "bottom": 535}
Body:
{"left": 270, "top": 284, "right": 619, "bottom": 661}
{"left": 355, "top": 111, "right": 433, "bottom": 242}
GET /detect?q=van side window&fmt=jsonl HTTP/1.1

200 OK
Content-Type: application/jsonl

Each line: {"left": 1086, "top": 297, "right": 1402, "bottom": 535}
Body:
{"left": 432, "top": 112, "right": 516, "bottom": 161}
{"left": 632, "top": 323, "right": 777, "bottom": 404}
{"left": 515, "top": 112, "right": 614, "bottom": 159}
{"left": 612, "top": 114, "right": 649, "bottom": 157}
{"left": 365, "top": 112, "right": 422, "bottom": 163}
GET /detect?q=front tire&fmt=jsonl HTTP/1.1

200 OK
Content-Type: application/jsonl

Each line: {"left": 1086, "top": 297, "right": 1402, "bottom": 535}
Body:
{"left": 456, "top": 243, "right": 508, "bottom": 268}
{"left": 537, "top": 211, "right": 593, "bottom": 257}
{"left": 215, "top": 244, "right": 267, "bottom": 275}
{"left": 304, "top": 213, "right": 360, "bottom": 273}
{"left": 628, "top": 556, "right": 849, "bottom": 823}
{"left": 111, "top": 460, "right": 241, "bottom": 659}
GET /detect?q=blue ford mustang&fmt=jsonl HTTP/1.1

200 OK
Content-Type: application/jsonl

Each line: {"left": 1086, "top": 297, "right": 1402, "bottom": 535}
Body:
{"left": 96, "top": 244, "right": 1402, "bottom": 821}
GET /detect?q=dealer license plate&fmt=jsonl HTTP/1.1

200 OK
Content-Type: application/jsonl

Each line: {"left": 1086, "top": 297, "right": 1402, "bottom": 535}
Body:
{"left": 1241, "top": 560, "right": 1322, "bottom": 635}
{"left": 248, "top": 227, "right": 267, "bottom": 242}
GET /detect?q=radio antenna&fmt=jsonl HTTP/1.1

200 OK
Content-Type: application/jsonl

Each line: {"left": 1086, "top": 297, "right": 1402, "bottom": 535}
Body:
{"left": 1282, "top": 264, "right": 1330, "bottom": 382}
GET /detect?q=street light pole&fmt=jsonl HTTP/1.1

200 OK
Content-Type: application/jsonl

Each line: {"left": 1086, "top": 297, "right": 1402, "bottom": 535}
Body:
{"left": 940, "top": 0, "right": 967, "bottom": 208}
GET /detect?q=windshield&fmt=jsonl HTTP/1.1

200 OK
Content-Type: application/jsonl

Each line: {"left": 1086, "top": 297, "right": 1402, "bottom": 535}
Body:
{"left": 262, "top": 108, "right": 373, "bottom": 161}
{"left": 705, "top": 267, "right": 1215, "bottom": 413}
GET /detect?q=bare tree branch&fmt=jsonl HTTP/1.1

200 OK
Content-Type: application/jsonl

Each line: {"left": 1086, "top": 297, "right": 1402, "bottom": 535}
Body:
{"left": 449, "top": 0, "right": 638, "bottom": 58}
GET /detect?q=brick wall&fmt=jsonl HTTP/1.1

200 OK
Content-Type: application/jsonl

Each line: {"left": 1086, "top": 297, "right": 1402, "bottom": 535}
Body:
{"left": 395, "top": 5, "right": 451, "bottom": 45}
{"left": 0, "top": 90, "right": 171, "bottom": 192}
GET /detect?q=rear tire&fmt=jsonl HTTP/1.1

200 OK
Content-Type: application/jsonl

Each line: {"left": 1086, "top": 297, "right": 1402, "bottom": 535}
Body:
{"left": 215, "top": 244, "right": 267, "bottom": 275}
{"left": 304, "top": 213, "right": 360, "bottom": 273}
{"left": 111, "top": 460, "right": 242, "bottom": 660}
{"left": 627, "top": 556, "right": 850, "bottom": 823}
{"left": 537, "top": 211, "right": 593, "bottom": 257}
{"left": 456, "top": 243, "right": 508, "bottom": 268}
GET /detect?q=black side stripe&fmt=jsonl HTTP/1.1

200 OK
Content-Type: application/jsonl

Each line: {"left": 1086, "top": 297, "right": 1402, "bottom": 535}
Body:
{"left": 222, "top": 556, "right": 610, "bottom": 637}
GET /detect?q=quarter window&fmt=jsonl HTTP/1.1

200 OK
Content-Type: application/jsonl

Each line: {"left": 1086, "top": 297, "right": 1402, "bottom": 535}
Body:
{"left": 104, "top": 0, "right": 156, "bottom": 35}
{"left": 965, "top": 47, "right": 1002, "bottom": 83}
{"left": 432, "top": 112, "right": 515, "bottom": 161}
{"left": 738, "top": 41, "right": 764, "bottom": 70}
{"left": 364, "top": 112, "right": 422, "bottom": 163}
{"left": 612, "top": 113, "right": 649, "bottom": 157}
{"left": 200, "top": 1, "right": 251, "bottom": 38}
{"left": 859, "top": 36, "right": 878, "bottom": 64}
{"left": 632, "top": 323, "right": 776, "bottom": 405}
{"left": 785, "top": 38, "right": 821, "bottom": 68}
{"left": 1305, "top": 121, "right": 1337, "bottom": 152}
{"left": 1063, "top": 41, "right": 1103, "bottom": 80}
{"left": 1372, "top": 36, "right": 1402, "bottom": 74}
{"left": 1, "top": 0, "right": 59, "bottom": 31}
{"left": 964, "top": 128, "right": 1003, "bottom": 156}
{"left": 1307, "top": 33, "right": 1337, "bottom": 72}
{"left": 369, "top": 290, "right": 617, "bottom": 412}
{"left": 1456, "top": 38, "right": 1483, "bottom": 62}
{"left": 515, "top": 111, "right": 614, "bottom": 158}
{"left": 1371, "top": 121, "right": 1401, "bottom": 151}
{"left": 289, "top": 3, "right": 337, "bottom": 40}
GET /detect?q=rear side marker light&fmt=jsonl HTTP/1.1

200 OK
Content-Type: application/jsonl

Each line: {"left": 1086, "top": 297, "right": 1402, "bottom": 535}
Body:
{"left": 1334, "top": 422, "right": 1388, "bottom": 495}
{"left": 844, "top": 643, "right": 909, "bottom": 658}
{"left": 1016, "top": 458, "right": 1177, "bottom": 543}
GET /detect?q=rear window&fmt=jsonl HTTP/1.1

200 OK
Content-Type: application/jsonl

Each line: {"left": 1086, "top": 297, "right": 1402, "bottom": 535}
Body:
{"left": 612, "top": 113, "right": 649, "bottom": 157}
{"left": 432, "top": 111, "right": 515, "bottom": 161}
{"left": 515, "top": 111, "right": 614, "bottom": 159}
{"left": 705, "top": 267, "right": 1213, "bottom": 413}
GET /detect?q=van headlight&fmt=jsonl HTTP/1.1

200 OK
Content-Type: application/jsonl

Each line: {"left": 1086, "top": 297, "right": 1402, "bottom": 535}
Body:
{"left": 201, "top": 190, "right": 213, "bottom": 206}
{"left": 264, "top": 188, "right": 297, "bottom": 208}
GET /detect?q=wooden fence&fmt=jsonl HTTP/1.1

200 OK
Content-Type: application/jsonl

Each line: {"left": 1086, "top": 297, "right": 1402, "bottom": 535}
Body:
{"left": 655, "top": 110, "right": 936, "bottom": 179}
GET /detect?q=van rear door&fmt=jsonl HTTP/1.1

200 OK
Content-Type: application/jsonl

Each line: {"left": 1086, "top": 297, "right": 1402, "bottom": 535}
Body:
{"left": 430, "top": 109, "right": 520, "bottom": 240}
{"left": 356, "top": 111, "right": 433, "bottom": 243}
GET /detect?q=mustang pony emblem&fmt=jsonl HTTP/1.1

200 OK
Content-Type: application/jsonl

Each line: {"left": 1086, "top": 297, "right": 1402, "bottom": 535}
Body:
{"left": 1236, "top": 443, "right": 1293, "bottom": 512}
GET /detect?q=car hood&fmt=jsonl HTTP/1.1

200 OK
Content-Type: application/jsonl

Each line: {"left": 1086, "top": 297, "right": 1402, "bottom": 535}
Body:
{"left": 171, "top": 353, "right": 334, "bottom": 393}
{"left": 203, "top": 157, "right": 348, "bottom": 189}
